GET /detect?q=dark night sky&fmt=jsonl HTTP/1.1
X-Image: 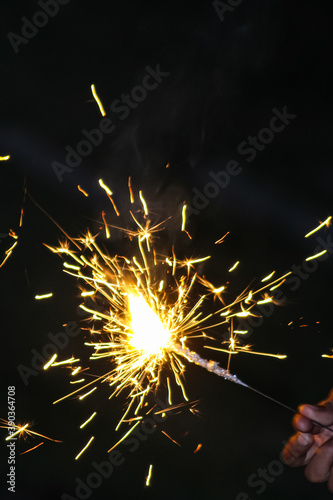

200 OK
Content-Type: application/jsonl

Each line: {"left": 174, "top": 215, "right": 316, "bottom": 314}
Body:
{"left": 1, "top": 1, "right": 333, "bottom": 499}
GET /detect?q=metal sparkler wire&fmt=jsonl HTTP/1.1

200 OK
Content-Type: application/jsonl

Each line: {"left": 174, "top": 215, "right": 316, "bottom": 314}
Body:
{"left": 176, "top": 344, "right": 333, "bottom": 434}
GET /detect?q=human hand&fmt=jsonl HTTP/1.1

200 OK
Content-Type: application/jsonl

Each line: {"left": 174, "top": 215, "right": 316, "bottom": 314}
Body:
{"left": 282, "top": 389, "right": 333, "bottom": 491}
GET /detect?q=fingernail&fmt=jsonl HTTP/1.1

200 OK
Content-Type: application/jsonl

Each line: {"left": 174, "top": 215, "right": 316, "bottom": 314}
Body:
{"left": 300, "top": 404, "right": 318, "bottom": 416}
{"left": 305, "top": 405, "right": 318, "bottom": 411}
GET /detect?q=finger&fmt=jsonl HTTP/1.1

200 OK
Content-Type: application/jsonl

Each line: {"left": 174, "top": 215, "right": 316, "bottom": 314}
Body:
{"left": 293, "top": 413, "right": 314, "bottom": 433}
{"left": 282, "top": 432, "right": 314, "bottom": 467}
{"left": 299, "top": 404, "right": 333, "bottom": 430}
{"left": 304, "top": 437, "right": 333, "bottom": 483}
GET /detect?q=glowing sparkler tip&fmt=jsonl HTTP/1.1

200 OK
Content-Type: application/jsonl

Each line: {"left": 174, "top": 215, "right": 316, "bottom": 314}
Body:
{"left": 128, "top": 293, "right": 171, "bottom": 355}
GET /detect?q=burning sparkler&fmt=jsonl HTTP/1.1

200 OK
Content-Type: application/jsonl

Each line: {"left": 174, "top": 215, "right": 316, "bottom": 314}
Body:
{"left": 44, "top": 178, "right": 296, "bottom": 458}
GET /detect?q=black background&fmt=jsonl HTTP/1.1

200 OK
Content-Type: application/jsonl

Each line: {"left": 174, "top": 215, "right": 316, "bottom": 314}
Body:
{"left": 1, "top": 1, "right": 333, "bottom": 499}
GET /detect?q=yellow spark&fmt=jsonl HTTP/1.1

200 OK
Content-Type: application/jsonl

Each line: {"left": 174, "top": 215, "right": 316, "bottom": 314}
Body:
{"left": 77, "top": 185, "right": 89, "bottom": 197}
{"left": 305, "top": 216, "right": 332, "bottom": 237}
{"left": 233, "top": 330, "right": 248, "bottom": 334}
{"left": 110, "top": 196, "right": 120, "bottom": 216}
{"left": 270, "top": 279, "right": 286, "bottom": 291}
{"left": 128, "top": 177, "right": 134, "bottom": 203}
{"left": 261, "top": 271, "right": 275, "bottom": 282}
{"left": 0, "top": 253, "right": 11, "bottom": 268}
{"left": 0, "top": 241, "right": 18, "bottom": 268}
{"left": 51, "top": 357, "right": 80, "bottom": 366}
{"left": 19, "top": 208, "right": 24, "bottom": 227}
{"left": 161, "top": 430, "right": 181, "bottom": 447}
{"left": 91, "top": 84, "right": 106, "bottom": 116}
{"left": 305, "top": 249, "right": 327, "bottom": 261}
{"left": 186, "top": 256, "right": 211, "bottom": 272}
{"left": 71, "top": 366, "right": 82, "bottom": 376}
{"left": 257, "top": 297, "right": 272, "bottom": 305}
{"left": 139, "top": 190, "right": 148, "bottom": 215}
{"left": 6, "top": 424, "right": 29, "bottom": 440}
{"left": 172, "top": 246, "right": 176, "bottom": 276}
{"left": 167, "top": 377, "right": 172, "bottom": 405}
{"left": 7, "top": 241, "right": 18, "bottom": 253}
{"left": 79, "top": 412, "right": 97, "bottom": 429}
{"left": 133, "top": 256, "right": 144, "bottom": 273}
{"left": 228, "top": 261, "right": 239, "bottom": 272}
{"left": 194, "top": 443, "right": 202, "bottom": 453}
{"left": 35, "top": 293, "right": 53, "bottom": 300}
{"left": 1, "top": 419, "right": 61, "bottom": 443}
{"left": 20, "top": 442, "right": 44, "bottom": 455}
{"left": 102, "top": 211, "right": 110, "bottom": 238}
{"left": 79, "top": 304, "right": 110, "bottom": 320}
{"left": 75, "top": 436, "right": 95, "bottom": 460}
{"left": 81, "top": 290, "right": 95, "bottom": 297}
{"left": 0, "top": 155, "right": 10, "bottom": 161}
{"left": 70, "top": 378, "right": 85, "bottom": 384}
{"left": 79, "top": 387, "right": 97, "bottom": 400}
{"left": 158, "top": 280, "right": 164, "bottom": 292}
{"left": 215, "top": 232, "right": 229, "bottom": 244}
{"left": 220, "top": 310, "right": 231, "bottom": 316}
{"left": 43, "top": 354, "right": 57, "bottom": 370}
{"left": 99, "top": 178, "right": 113, "bottom": 196}
{"left": 181, "top": 204, "right": 187, "bottom": 231}
{"left": 146, "top": 464, "right": 153, "bottom": 486}
{"left": 8, "top": 230, "right": 18, "bottom": 239}
{"left": 108, "top": 421, "right": 141, "bottom": 453}
{"left": 237, "top": 348, "right": 286, "bottom": 359}
{"left": 192, "top": 256, "right": 210, "bottom": 264}
{"left": 63, "top": 262, "right": 81, "bottom": 270}
{"left": 213, "top": 286, "right": 225, "bottom": 293}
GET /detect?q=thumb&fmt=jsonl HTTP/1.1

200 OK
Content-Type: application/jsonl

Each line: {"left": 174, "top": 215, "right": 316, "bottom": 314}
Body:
{"left": 299, "top": 404, "right": 333, "bottom": 428}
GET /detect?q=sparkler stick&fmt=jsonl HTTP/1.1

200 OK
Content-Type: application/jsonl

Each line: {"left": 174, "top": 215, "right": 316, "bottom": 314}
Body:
{"left": 176, "top": 345, "right": 333, "bottom": 433}
{"left": 174, "top": 344, "right": 247, "bottom": 386}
